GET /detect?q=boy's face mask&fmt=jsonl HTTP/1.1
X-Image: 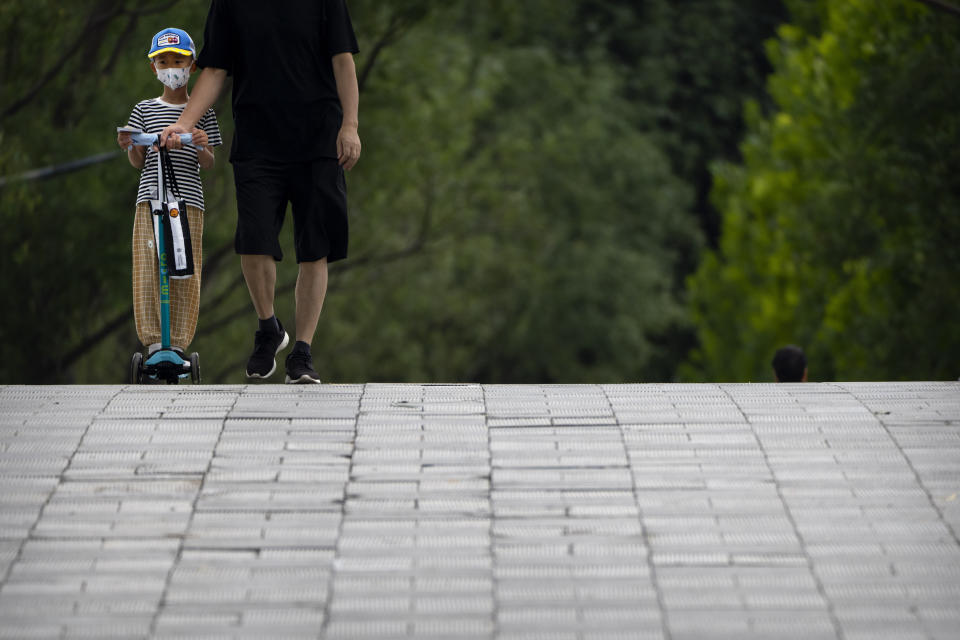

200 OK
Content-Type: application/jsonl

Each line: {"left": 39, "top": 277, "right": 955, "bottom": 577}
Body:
{"left": 156, "top": 66, "right": 190, "bottom": 90}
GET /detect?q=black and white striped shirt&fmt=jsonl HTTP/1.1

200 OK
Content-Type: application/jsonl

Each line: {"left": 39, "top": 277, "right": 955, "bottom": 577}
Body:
{"left": 127, "top": 98, "right": 222, "bottom": 210}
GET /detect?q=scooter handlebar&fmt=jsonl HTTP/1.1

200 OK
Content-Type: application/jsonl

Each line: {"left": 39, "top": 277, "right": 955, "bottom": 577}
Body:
{"left": 127, "top": 132, "right": 201, "bottom": 151}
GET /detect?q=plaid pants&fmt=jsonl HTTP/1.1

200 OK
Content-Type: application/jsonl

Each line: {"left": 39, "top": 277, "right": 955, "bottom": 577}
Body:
{"left": 132, "top": 202, "right": 203, "bottom": 350}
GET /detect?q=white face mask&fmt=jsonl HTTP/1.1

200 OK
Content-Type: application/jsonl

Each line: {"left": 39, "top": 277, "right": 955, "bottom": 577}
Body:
{"left": 156, "top": 66, "right": 190, "bottom": 90}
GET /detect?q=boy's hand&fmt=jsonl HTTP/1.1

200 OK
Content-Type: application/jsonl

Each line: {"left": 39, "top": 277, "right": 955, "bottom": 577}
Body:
{"left": 117, "top": 131, "right": 132, "bottom": 149}
{"left": 191, "top": 128, "right": 209, "bottom": 149}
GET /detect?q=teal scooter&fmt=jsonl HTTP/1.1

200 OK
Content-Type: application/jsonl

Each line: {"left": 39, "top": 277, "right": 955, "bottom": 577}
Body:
{"left": 127, "top": 131, "right": 200, "bottom": 384}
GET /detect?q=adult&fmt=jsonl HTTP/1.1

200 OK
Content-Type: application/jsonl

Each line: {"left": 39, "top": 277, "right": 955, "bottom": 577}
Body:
{"left": 161, "top": 0, "right": 361, "bottom": 383}
{"left": 772, "top": 345, "right": 808, "bottom": 382}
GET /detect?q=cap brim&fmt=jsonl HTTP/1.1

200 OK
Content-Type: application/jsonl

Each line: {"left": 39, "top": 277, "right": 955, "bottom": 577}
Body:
{"left": 148, "top": 47, "right": 194, "bottom": 58}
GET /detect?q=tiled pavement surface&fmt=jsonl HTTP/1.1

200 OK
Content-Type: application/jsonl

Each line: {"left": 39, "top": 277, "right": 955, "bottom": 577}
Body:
{"left": 0, "top": 382, "right": 958, "bottom": 640}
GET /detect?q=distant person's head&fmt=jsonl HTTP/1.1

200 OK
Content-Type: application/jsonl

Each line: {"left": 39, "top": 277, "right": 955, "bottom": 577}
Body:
{"left": 772, "top": 345, "right": 807, "bottom": 382}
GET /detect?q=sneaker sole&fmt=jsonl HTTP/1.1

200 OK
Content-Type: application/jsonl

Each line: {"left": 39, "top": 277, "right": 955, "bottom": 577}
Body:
{"left": 245, "top": 331, "right": 290, "bottom": 379}
{"left": 285, "top": 374, "right": 322, "bottom": 384}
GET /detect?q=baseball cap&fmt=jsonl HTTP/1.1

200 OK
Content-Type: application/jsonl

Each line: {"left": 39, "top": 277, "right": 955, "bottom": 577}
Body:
{"left": 148, "top": 28, "right": 196, "bottom": 59}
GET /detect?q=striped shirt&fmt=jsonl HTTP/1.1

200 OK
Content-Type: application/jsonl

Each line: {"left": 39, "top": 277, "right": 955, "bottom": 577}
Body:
{"left": 127, "top": 98, "right": 222, "bottom": 210}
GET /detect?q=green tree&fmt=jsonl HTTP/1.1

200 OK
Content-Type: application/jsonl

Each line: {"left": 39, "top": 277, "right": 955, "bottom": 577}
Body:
{"left": 597, "top": 0, "right": 790, "bottom": 245}
{"left": 311, "top": 2, "right": 704, "bottom": 383}
{"left": 684, "top": 0, "right": 960, "bottom": 381}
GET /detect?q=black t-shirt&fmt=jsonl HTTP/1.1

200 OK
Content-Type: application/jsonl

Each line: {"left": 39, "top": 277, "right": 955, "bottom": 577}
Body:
{"left": 197, "top": 0, "right": 359, "bottom": 162}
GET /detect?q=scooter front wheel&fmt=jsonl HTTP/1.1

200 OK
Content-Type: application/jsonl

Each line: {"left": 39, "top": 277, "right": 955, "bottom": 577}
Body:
{"left": 129, "top": 352, "right": 143, "bottom": 384}
{"left": 190, "top": 352, "right": 201, "bottom": 384}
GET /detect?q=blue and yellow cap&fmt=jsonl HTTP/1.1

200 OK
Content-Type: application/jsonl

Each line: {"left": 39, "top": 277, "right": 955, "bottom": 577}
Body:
{"left": 148, "top": 28, "right": 196, "bottom": 59}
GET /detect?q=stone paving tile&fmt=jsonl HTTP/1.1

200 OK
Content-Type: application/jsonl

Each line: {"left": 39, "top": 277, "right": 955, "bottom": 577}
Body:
{"left": 0, "top": 382, "right": 958, "bottom": 639}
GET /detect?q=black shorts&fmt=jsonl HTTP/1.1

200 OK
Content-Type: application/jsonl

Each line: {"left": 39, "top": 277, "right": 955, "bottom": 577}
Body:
{"left": 233, "top": 158, "right": 348, "bottom": 263}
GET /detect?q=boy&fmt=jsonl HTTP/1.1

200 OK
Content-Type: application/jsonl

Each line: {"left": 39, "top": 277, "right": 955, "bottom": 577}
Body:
{"left": 118, "top": 28, "right": 222, "bottom": 359}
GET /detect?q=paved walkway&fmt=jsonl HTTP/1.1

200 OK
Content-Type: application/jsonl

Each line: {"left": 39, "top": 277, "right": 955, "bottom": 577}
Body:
{"left": 0, "top": 382, "right": 958, "bottom": 640}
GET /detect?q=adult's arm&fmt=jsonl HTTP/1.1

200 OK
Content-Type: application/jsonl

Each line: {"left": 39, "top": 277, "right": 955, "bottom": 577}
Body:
{"left": 332, "top": 52, "right": 360, "bottom": 170}
{"left": 160, "top": 67, "right": 228, "bottom": 148}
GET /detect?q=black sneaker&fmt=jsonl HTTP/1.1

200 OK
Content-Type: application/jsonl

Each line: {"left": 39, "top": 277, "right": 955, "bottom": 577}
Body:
{"left": 245, "top": 319, "right": 290, "bottom": 378}
{"left": 285, "top": 350, "right": 321, "bottom": 384}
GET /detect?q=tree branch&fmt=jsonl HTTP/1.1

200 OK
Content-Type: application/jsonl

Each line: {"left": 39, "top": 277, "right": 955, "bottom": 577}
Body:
{"left": 61, "top": 306, "right": 131, "bottom": 369}
{"left": 358, "top": 13, "right": 405, "bottom": 92}
{"left": 915, "top": 0, "right": 960, "bottom": 17}
{"left": 1, "top": 1, "right": 125, "bottom": 121}
{"left": 195, "top": 177, "right": 438, "bottom": 339}
{"left": 210, "top": 354, "right": 250, "bottom": 384}
{"left": 101, "top": 11, "right": 140, "bottom": 75}
{"left": 358, "top": 6, "right": 430, "bottom": 93}
{"left": 194, "top": 241, "right": 427, "bottom": 338}
{"left": 197, "top": 271, "right": 247, "bottom": 326}
{"left": 199, "top": 239, "right": 237, "bottom": 284}
{"left": 1, "top": 12, "right": 20, "bottom": 87}
{"left": 100, "top": 0, "right": 181, "bottom": 76}
{"left": 57, "top": 236, "right": 234, "bottom": 371}
{"left": 122, "top": 0, "right": 182, "bottom": 18}
{"left": 0, "top": 151, "right": 119, "bottom": 187}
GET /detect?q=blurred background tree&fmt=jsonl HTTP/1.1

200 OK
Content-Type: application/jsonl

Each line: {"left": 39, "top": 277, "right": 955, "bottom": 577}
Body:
{"left": 1, "top": 0, "right": 955, "bottom": 384}
{"left": 684, "top": 0, "right": 960, "bottom": 381}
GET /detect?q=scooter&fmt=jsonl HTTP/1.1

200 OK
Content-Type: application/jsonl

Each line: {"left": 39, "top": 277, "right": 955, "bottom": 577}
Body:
{"left": 126, "top": 131, "right": 201, "bottom": 385}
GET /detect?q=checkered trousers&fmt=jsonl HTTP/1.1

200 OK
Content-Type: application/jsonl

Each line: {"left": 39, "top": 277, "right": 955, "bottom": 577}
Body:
{"left": 131, "top": 202, "right": 203, "bottom": 350}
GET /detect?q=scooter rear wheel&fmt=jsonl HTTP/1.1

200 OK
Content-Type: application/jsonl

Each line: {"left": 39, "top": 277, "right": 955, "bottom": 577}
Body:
{"left": 129, "top": 352, "right": 143, "bottom": 384}
{"left": 190, "top": 352, "right": 201, "bottom": 384}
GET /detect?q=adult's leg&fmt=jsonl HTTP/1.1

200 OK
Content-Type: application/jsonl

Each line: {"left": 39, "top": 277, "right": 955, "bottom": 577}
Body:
{"left": 294, "top": 257, "right": 328, "bottom": 344}
{"left": 290, "top": 160, "right": 344, "bottom": 346}
{"left": 234, "top": 158, "right": 286, "bottom": 322}
{"left": 234, "top": 159, "right": 291, "bottom": 378}
{"left": 240, "top": 254, "right": 278, "bottom": 320}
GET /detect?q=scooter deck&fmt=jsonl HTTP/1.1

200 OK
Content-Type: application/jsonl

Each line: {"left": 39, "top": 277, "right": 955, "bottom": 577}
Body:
{"left": 131, "top": 349, "right": 200, "bottom": 384}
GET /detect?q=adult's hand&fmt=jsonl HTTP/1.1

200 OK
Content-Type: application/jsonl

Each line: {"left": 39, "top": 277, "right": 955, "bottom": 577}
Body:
{"left": 160, "top": 123, "right": 190, "bottom": 150}
{"left": 332, "top": 53, "right": 360, "bottom": 170}
{"left": 337, "top": 125, "right": 361, "bottom": 170}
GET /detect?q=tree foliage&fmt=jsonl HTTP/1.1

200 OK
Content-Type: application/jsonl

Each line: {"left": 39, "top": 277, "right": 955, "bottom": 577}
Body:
{"left": 684, "top": 0, "right": 960, "bottom": 381}
{"left": 590, "top": 0, "right": 790, "bottom": 244}
{"left": 15, "top": 1, "right": 947, "bottom": 385}
{"left": 312, "top": 2, "right": 704, "bottom": 383}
